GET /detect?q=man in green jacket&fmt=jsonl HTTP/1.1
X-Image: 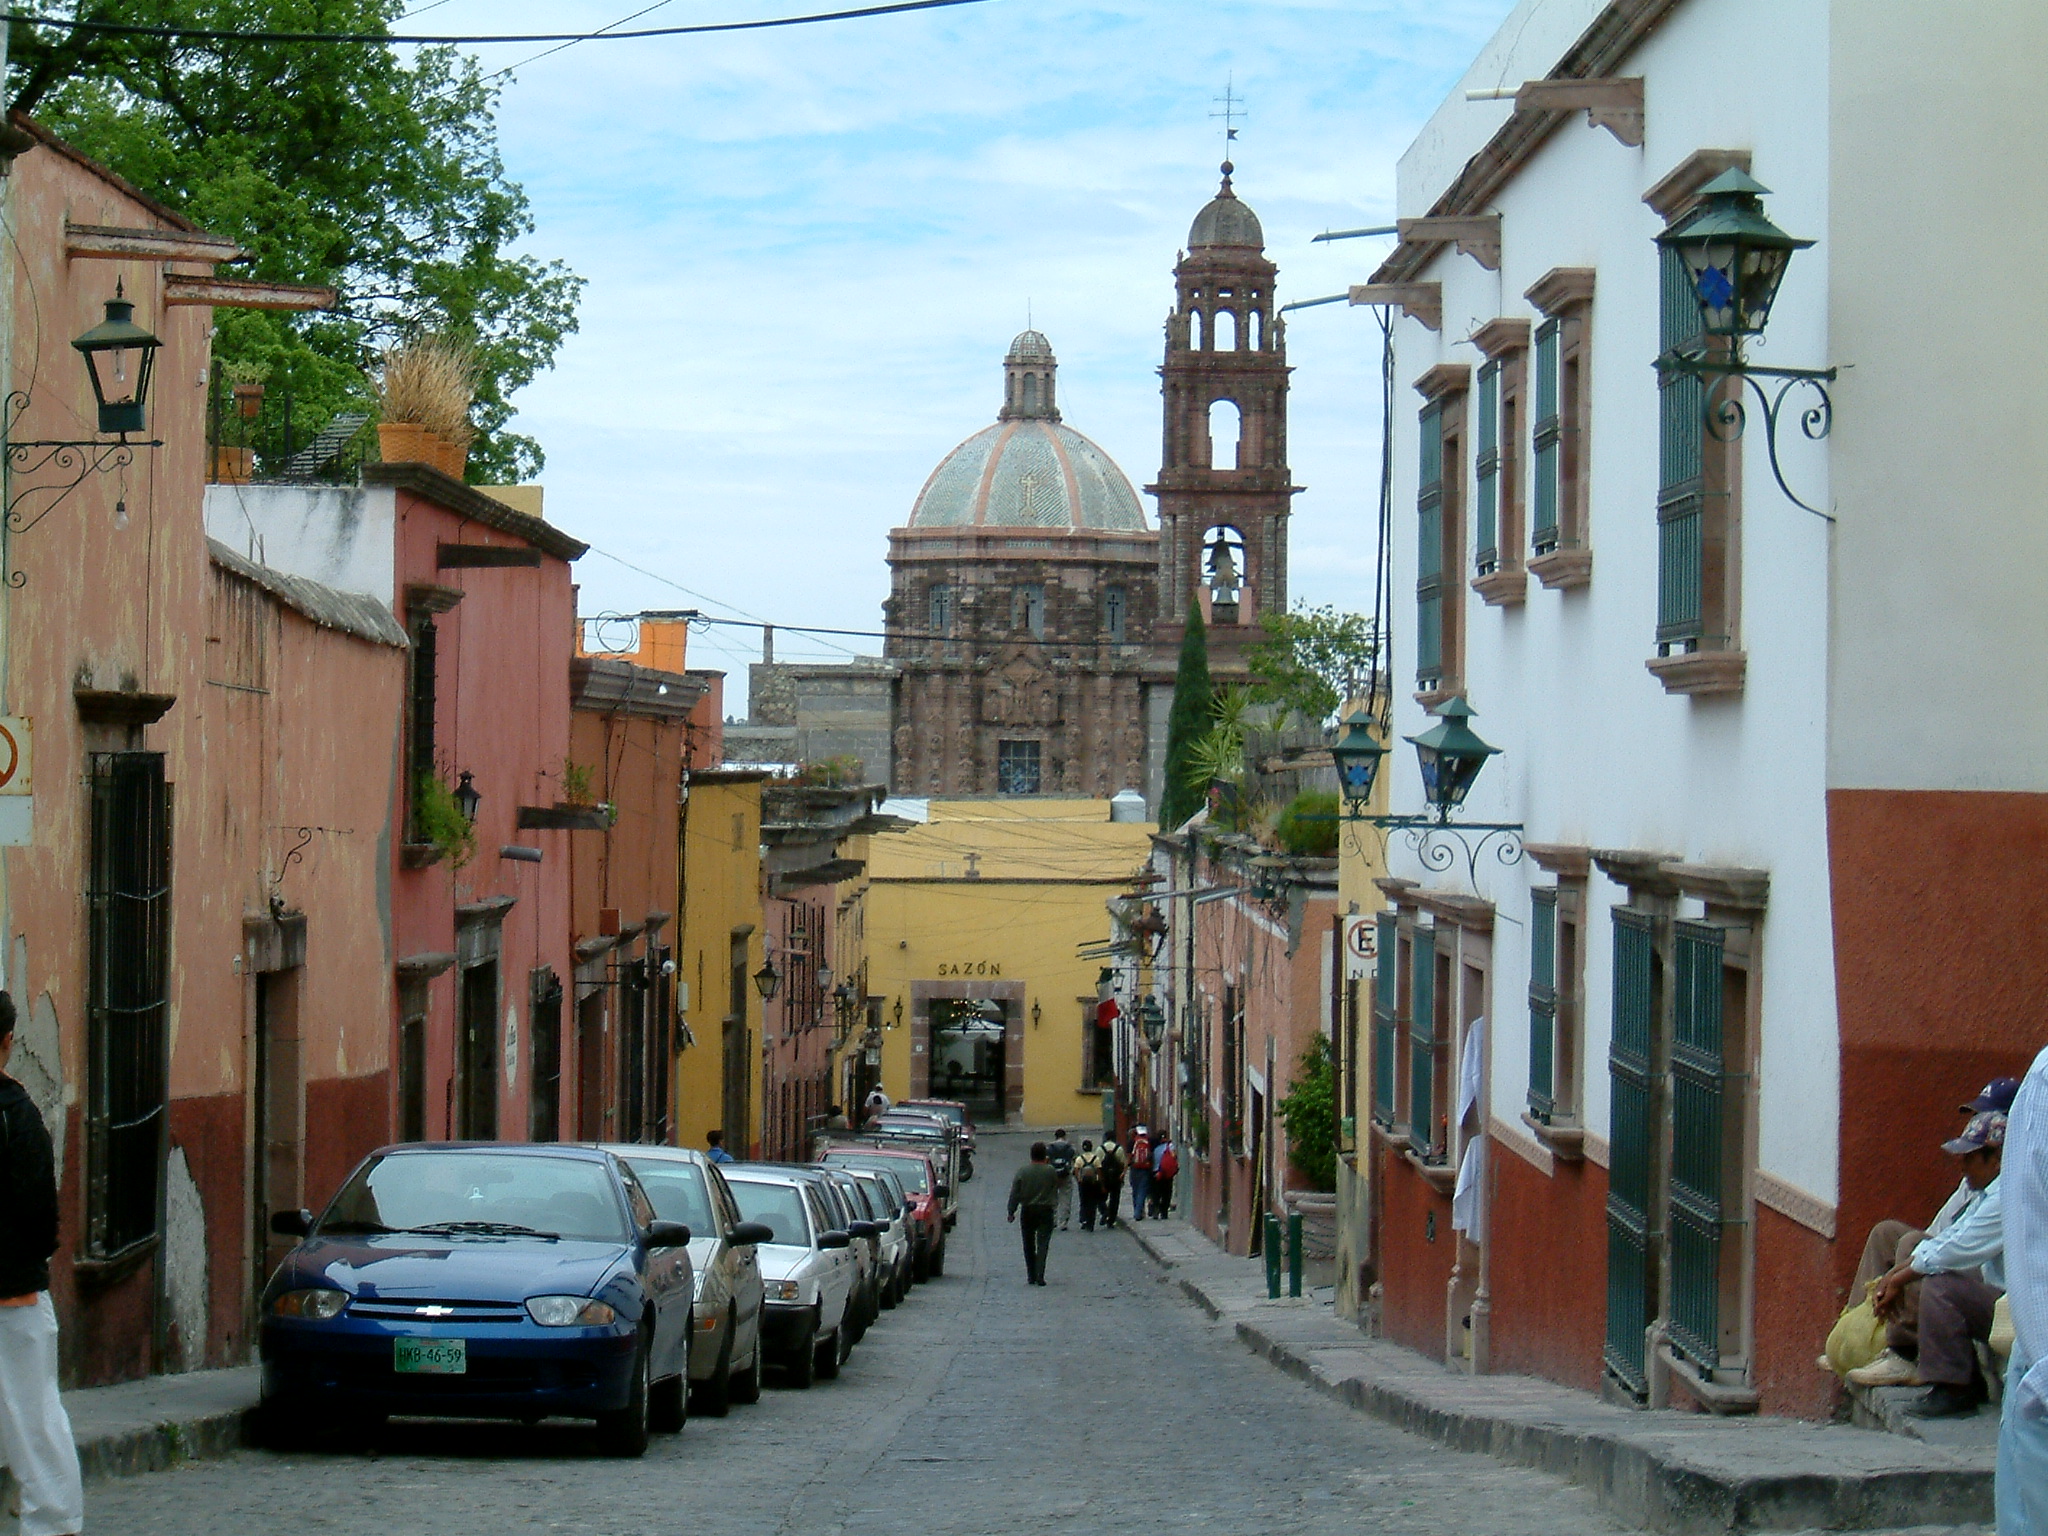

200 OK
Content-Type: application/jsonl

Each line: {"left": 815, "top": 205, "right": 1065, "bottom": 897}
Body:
{"left": 1007, "top": 1142, "right": 1059, "bottom": 1285}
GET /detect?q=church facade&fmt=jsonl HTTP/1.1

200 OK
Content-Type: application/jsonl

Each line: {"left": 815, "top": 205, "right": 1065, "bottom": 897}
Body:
{"left": 727, "top": 167, "right": 1293, "bottom": 814}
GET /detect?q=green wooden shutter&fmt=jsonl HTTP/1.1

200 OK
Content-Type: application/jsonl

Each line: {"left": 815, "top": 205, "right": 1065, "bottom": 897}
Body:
{"left": 1409, "top": 925, "right": 1437, "bottom": 1152}
{"left": 1605, "top": 909, "right": 1656, "bottom": 1396}
{"left": 1657, "top": 245, "right": 1707, "bottom": 649}
{"left": 1372, "top": 913, "right": 1398, "bottom": 1121}
{"left": 1531, "top": 320, "right": 1560, "bottom": 554}
{"left": 1416, "top": 401, "right": 1445, "bottom": 685}
{"left": 1669, "top": 921, "right": 1727, "bottom": 1370}
{"left": 1475, "top": 359, "right": 1501, "bottom": 574}
{"left": 1527, "top": 887, "right": 1558, "bottom": 1120}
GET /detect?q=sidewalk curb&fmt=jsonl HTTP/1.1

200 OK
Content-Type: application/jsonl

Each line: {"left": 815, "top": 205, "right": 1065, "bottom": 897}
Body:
{"left": 72, "top": 1404, "right": 253, "bottom": 1483}
{"left": 1, "top": 1365, "right": 262, "bottom": 1494}
{"left": 1125, "top": 1220, "right": 1994, "bottom": 1535}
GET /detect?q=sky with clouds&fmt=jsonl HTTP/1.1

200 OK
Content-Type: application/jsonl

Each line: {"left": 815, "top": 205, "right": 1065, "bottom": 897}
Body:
{"left": 433, "top": 0, "right": 1517, "bottom": 704}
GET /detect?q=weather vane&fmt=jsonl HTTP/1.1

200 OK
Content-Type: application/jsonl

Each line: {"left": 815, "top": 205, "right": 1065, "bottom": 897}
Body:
{"left": 1211, "top": 76, "right": 1245, "bottom": 151}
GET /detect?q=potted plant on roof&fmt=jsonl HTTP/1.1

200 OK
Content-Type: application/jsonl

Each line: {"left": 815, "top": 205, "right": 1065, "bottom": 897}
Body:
{"left": 377, "top": 335, "right": 477, "bottom": 477}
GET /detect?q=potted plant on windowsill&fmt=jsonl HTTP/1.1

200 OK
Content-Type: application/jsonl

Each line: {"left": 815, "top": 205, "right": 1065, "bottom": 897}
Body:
{"left": 408, "top": 770, "right": 477, "bottom": 869}
{"left": 377, "top": 335, "right": 477, "bottom": 478}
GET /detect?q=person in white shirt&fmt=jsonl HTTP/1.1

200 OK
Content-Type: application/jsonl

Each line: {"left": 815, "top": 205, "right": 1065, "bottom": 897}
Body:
{"left": 1842, "top": 1075, "right": 2019, "bottom": 1394}
{"left": 1998, "top": 1043, "right": 2048, "bottom": 1535}
{"left": 1866, "top": 1110, "right": 2007, "bottom": 1417}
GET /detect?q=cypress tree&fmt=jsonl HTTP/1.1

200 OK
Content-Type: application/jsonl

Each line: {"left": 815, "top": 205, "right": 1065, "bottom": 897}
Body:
{"left": 1158, "top": 601, "right": 1216, "bottom": 830}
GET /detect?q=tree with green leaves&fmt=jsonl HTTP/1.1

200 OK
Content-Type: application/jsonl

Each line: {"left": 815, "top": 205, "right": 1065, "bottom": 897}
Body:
{"left": 1158, "top": 600, "right": 1214, "bottom": 830}
{"left": 1278, "top": 1035, "right": 1336, "bottom": 1192}
{"left": 1245, "top": 603, "right": 1379, "bottom": 730}
{"left": 12, "top": 0, "right": 584, "bottom": 481}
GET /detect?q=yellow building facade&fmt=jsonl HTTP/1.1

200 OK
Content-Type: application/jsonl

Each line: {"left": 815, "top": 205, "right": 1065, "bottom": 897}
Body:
{"left": 864, "top": 797, "right": 1155, "bottom": 1129}
{"left": 674, "top": 770, "right": 768, "bottom": 1156}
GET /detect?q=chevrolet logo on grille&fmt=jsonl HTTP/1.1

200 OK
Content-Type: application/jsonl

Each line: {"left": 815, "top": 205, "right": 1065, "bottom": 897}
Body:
{"left": 417, "top": 1305, "right": 454, "bottom": 1317}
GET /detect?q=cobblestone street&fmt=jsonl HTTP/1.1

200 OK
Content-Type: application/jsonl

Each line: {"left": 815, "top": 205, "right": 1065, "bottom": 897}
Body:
{"left": 88, "top": 1133, "right": 1626, "bottom": 1535}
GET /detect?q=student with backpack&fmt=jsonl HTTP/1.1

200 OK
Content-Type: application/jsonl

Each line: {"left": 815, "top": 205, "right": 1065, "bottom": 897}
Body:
{"left": 1073, "top": 1139, "right": 1106, "bottom": 1230}
{"left": 1127, "top": 1126, "right": 1153, "bottom": 1222}
{"left": 1150, "top": 1135, "right": 1179, "bottom": 1219}
{"left": 1099, "top": 1136, "right": 1128, "bottom": 1228}
{"left": 1046, "top": 1129, "right": 1078, "bottom": 1230}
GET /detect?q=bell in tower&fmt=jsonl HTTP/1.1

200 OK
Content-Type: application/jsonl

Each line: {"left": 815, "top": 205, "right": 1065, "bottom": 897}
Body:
{"left": 1147, "top": 162, "right": 1300, "bottom": 684}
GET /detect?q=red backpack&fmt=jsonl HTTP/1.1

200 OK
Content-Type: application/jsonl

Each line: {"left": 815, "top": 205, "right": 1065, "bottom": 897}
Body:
{"left": 1157, "top": 1144, "right": 1179, "bottom": 1178}
{"left": 1130, "top": 1134, "right": 1152, "bottom": 1170}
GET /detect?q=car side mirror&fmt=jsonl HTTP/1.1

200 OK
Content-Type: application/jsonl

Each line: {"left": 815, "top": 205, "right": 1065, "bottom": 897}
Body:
{"left": 271, "top": 1208, "right": 313, "bottom": 1238}
{"left": 644, "top": 1220, "right": 692, "bottom": 1248}
{"left": 728, "top": 1221, "right": 774, "bottom": 1246}
{"left": 848, "top": 1220, "right": 880, "bottom": 1237}
{"left": 818, "top": 1229, "right": 851, "bottom": 1250}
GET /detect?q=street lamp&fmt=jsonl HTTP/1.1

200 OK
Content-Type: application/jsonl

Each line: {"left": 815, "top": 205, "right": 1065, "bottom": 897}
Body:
{"left": 1330, "top": 709, "right": 1388, "bottom": 813}
{"left": 1404, "top": 698, "right": 1501, "bottom": 822}
{"left": 1655, "top": 169, "right": 1812, "bottom": 342}
{"left": 753, "top": 959, "right": 781, "bottom": 1000}
{"left": 72, "top": 282, "right": 163, "bottom": 438}
{"left": 1653, "top": 170, "right": 1835, "bottom": 517}
{"left": 816, "top": 964, "right": 833, "bottom": 991}
{"left": 452, "top": 770, "right": 481, "bottom": 823}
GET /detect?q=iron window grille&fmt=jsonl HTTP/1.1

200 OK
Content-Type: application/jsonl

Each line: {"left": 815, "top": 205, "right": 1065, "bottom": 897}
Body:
{"left": 1604, "top": 909, "right": 1659, "bottom": 1398}
{"left": 86, "top": 751, "right": 172, "bottom": 1260}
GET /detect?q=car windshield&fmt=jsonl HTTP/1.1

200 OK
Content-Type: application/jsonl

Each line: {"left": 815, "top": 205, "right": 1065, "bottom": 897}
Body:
{"left": 625, "top": 1159, "right": 717, "bottom": 1235}
{"left": 322, "top": 1152, "right": 627, "bottom": 1243}
{"left": 724, "top": 1178, "right": 813, "bottom": 1246}
{"left": 826, "top": 1154, "right": 928, "bottom": 1193}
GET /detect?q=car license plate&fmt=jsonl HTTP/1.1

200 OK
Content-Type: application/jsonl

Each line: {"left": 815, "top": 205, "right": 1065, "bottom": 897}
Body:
{"left": 394, "top": 1337, "right": 467, "bottom": 1375}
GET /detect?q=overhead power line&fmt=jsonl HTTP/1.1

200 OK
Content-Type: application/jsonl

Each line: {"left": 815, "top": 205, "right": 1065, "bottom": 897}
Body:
{"left": 9, "top": 0, "right": 990, "bottom": 45}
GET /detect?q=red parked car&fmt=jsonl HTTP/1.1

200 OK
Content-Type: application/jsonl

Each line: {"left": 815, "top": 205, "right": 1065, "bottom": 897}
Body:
{"left": 817, "top": 1144, "right": 947, "bottom": 1280}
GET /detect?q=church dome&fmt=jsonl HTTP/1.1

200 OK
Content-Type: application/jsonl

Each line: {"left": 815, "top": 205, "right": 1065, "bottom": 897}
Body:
{"left": 907, "top": 335, "right": 1148, "bottom": 534}
{"left": 1188, "top": 162, "right": 1264, "bottom": 249}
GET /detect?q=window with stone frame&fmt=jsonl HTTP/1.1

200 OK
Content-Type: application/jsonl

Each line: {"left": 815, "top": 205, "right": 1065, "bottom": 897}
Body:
{"left": 1103, "top": 584, "right": 1127, "bottom": 643}
{"left": 1525, "top": 269, "right": 1595, "bottom": 590}
{"left": 1412, "top": 364, "right": 1469, "bottom": 701}
{"left": 927, "top": 583, "right": 954, "bottom": 634}
{"left": 1012, "top": 583, "right": 1045, "bottom": 640}
{"left": 1470, "top": 319, "right": 1529, "bottom": 606}
{"left": 996, "top": 738, "right": 1041, "bottom": 794}
{"left": 1522, "top": 845, "right": 1589, "bottom": 1155}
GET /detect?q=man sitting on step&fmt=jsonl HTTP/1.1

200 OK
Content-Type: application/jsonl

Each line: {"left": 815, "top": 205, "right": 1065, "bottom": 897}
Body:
{"left": 1853, "top": 1103, "right": 2010, "bottom": 1418}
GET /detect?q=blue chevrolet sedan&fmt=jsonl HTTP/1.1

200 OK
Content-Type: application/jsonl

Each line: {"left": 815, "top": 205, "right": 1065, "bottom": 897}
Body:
{"left": 259, "top": 1143, "right": 694, "bottom": 1456}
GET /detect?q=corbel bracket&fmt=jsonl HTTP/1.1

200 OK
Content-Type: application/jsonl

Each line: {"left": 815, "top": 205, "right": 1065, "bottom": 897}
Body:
{"left": 1394, "top": 215, "right": 1501, "bottom": 272}
{"left": 1516, "top": 77, "right": 1644, "bottom": 148}
{"left": 1349, "top": 282, "right": 1442, "bottom": 332}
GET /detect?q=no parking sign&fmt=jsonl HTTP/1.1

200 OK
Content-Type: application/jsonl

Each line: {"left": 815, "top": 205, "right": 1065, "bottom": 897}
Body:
{"left": 1341, "top": 914, "right": 1376, "bottom": 979}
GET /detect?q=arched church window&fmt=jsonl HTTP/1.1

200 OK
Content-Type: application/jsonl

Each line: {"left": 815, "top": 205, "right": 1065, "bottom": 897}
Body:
{"left": 1214, "top": 308, "right": 1237, "bottom": 351}
{"left": 928, "top": 584, "right": 953, "bottom": 634}
{"left": 1208, "top": 398, "right": 1242, "bottom": 471}
{"left": 1191, "top": 308, "right": 1206, "bottom": 351}
{"left": 1103, "top": 585, "right": 1127, "bottom": 644}
{"left": 1252, "top": 309, "right": 1265, "bottom": 350}
{"left": 1022, "top": 373, "right": 1039, "bottom": 413}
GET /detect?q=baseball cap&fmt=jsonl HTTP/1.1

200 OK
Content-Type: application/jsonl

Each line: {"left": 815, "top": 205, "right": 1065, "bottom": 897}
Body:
{"left": 1942, "top": 1110, "right": 2007, "bottom": 1156}
{"left": 1962, "top": 1077, "right": 2023, "bottom": 1115}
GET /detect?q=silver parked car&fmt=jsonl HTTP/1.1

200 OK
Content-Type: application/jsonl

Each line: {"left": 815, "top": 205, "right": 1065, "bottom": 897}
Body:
{"left": 841, "top": 1167, "right": 912, "bottom": 1307}
{"left": 722, "top": 1166, "right": 857, "bottom": 1389}
{"left": 612, "top": 1146, "right": 773, "bottom": 1415}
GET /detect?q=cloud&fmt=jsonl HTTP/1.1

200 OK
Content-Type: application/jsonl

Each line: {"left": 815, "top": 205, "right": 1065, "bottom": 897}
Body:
{"left": 437, "top": 0, "right": 1515, "bottom": 698}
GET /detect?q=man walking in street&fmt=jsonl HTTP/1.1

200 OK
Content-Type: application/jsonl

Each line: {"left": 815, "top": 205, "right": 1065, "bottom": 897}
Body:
{"left": 1047, "top": 1128, "right": 1077, "bottom": 1230}
{"left": 0, "top": 992, "right": 84, "bottom": 1536}
{"left": 1127, "top": 1125, "right": 1153, "bottom": 1222}
{"left": 1007, "top": 1141, "right": 1059, "bottom": 1285}
{"left": 1150, "top": 1133, "right": 1179, "bottom": 1219}
{"left": 1100, "top": 1135, "right": 1127, "bottom": 1228}
{"left": 1074, "top": 1139, "right": 1106, "bottom": 1231}
{"left": 705, "top": 1129, "right": 735, "bottom": 1164}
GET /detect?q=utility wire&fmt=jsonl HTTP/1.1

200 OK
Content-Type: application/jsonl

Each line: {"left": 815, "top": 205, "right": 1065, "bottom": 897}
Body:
{"left": 9, "top": 0, "right": 990, "bottom": 45}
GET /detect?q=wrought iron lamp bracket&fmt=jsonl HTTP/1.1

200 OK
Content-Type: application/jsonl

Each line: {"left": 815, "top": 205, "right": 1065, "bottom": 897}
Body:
{"left": 0, "top": 391, "right": 163, "bottom": 587}
{"left": 1656, "top": 355, "right": 1838, "bottom": 521}
{"left": 1341, "top": 807, "right": 1525, "bottom": 888}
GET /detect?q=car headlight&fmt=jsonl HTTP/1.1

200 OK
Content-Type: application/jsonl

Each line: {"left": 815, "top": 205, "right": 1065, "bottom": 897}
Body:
{"left": 271, "top": 1287, "right": 350, "bottom": 1320}
{"left": 764, "top": 1280, "right": 802, "bottom": 1303}
{"left": 525, "top": 1295, "right": 618, "bottom": 1327}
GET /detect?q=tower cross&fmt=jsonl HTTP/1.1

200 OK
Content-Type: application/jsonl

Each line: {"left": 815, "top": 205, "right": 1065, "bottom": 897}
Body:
{"left": 1211, "top": 77, "right": 1245, "bottom": 146}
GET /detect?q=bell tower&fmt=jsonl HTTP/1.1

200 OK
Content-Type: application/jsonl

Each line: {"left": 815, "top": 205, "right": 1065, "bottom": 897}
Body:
{"left": 1148, "top": 162, "right": 1298, "bottom": 681}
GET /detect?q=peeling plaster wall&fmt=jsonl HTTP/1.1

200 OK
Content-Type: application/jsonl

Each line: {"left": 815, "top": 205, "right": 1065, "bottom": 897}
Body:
{"left": 162, "top": 1148, "right": 208, "bottom": 1373}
